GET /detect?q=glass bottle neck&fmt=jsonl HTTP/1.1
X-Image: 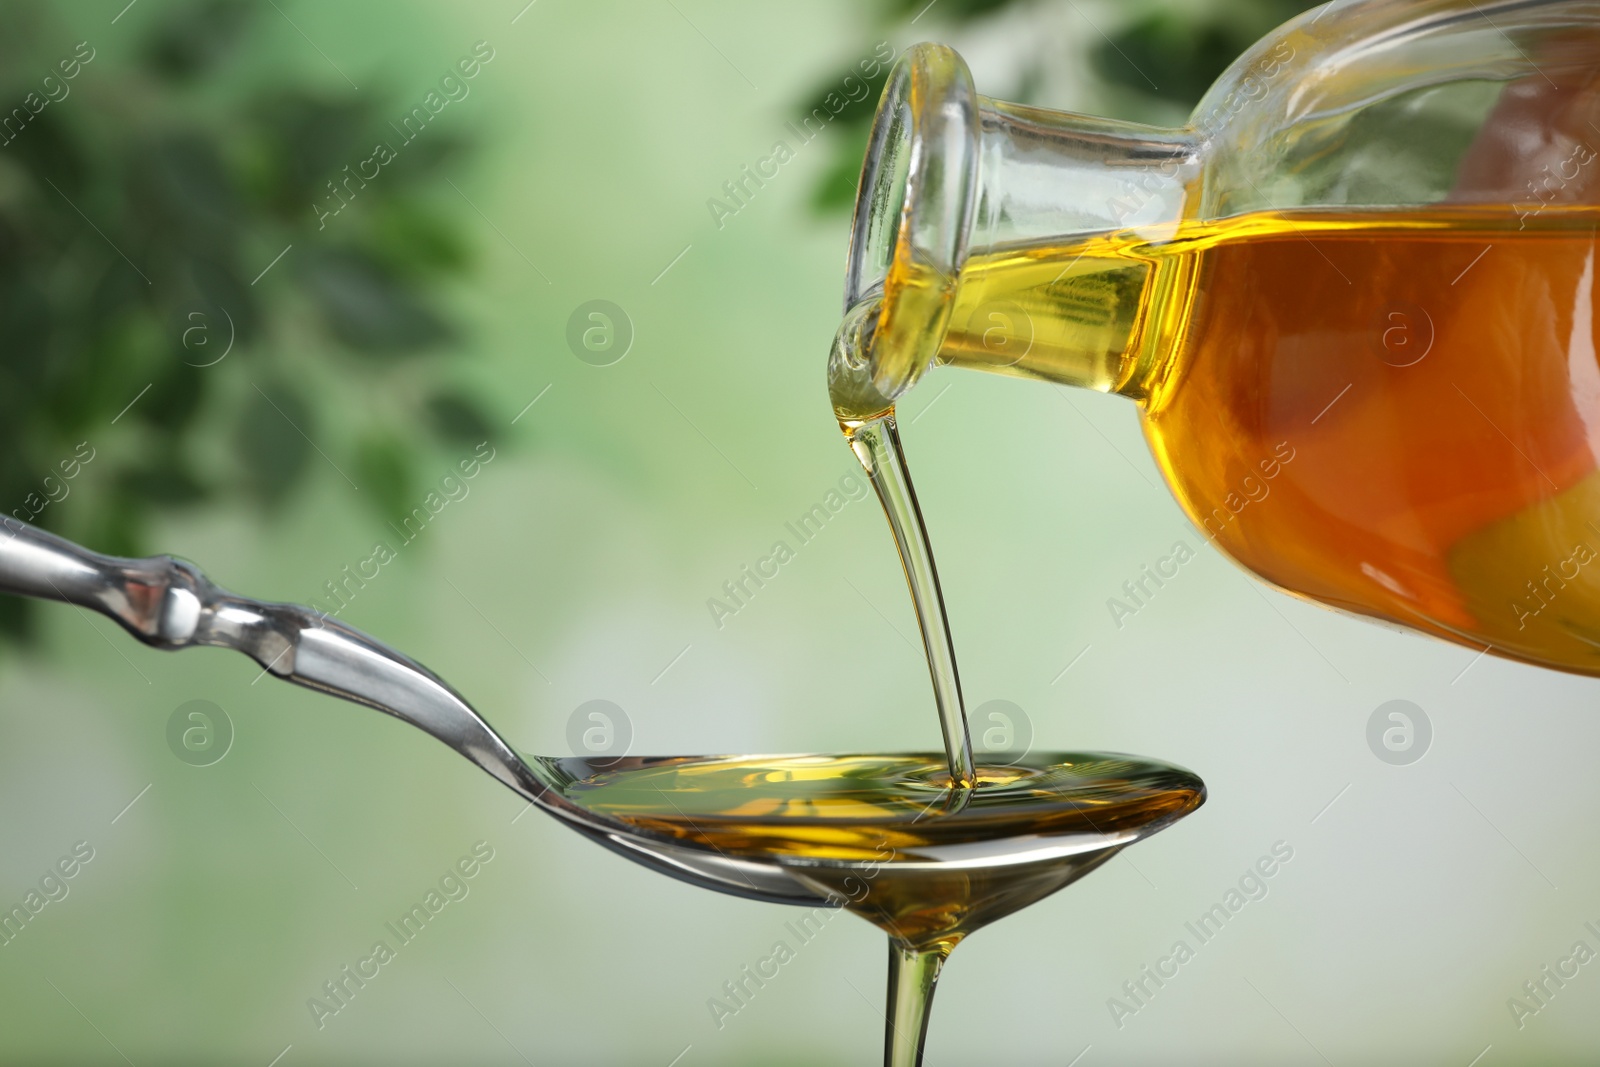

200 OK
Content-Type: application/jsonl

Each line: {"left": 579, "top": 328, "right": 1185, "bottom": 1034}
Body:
{"left": 840, "top": 45, "right": 1198, "bottom": 415}
{"left": 971, "top": 98, "right": 1196, "bottom": 249}
{"left": 940, "top": 101, "right": 1196, "bottom": 400}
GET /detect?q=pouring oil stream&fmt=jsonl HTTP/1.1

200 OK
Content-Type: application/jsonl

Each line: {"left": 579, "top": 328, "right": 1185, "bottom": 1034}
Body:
{"left": 833, "top": 298, "right": 977, "bottom": 791}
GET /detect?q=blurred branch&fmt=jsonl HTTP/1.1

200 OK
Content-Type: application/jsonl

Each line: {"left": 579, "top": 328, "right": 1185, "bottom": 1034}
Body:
{"left": 0, "top": 0, "right": 498, "bottom": 642}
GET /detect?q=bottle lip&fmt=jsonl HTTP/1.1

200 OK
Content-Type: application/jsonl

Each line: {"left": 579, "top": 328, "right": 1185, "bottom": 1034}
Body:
{"left": 844, "top": 43, "right": 980, "bottom": 402}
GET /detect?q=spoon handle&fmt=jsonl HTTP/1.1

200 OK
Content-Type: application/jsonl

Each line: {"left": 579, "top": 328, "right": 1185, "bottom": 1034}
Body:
{"left": 0, "top": 515, "right": 541, "bottom": 798}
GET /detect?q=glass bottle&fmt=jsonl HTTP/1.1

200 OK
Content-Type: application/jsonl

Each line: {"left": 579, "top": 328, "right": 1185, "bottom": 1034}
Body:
{"left": 832, "top": 0, "right": 1600, "bottom": 674}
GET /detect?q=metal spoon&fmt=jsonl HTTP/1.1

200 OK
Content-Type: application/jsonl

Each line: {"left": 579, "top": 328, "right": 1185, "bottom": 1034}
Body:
{"left": 0, "top": 516, "right": 830, "bottom": 907}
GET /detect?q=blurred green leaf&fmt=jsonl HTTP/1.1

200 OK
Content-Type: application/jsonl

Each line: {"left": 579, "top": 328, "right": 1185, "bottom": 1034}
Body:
{"left": 381, "top": 131, "right": 469, "bottom": 185}
{"left": 798, "top": 60, "right": 892, "bottom": 131}
{"left": 133, "top": 133, "right": 241, "bottom": 255}
{"left": 301, "top": 247, "right": 453, "bottom": 353}
{"left": 1091, "top": 15, "right": 1243, "bottom": 106}
{"left": 251, "top": 91, "right": 376, "bottom": 211}
{"left": 117, "top": 450, "right": 210, "bottom": 506}
{"left": 885, "top": 0, "right": 1014, "bottom": 18}
{"left": 1090, "top": 1, "right": 1322, "bottom": 108}
{"left": 354, "top": 432, "right": 414, "bottom": 522}
{"left": 141, "top": 360, "right": 206, "bottom": 429}
{"left": 143, "top": 0, "right": 252, "bottom": 81}
{"left": 0, "top": 596, "right": 33, "bottom": 644}
{"left": 371, "top": 199, "right": 471, "bottom": 274}
{"left": 6, "top": 109, "right": 87, "bottom": 191}
{"left": 78, "top": 483, "right": 146, "bottom": 559}
{"left": 427, "top": 390, "right": 494, "bottom": 448}
{"left": 234, "top": 381, "right": 314, "bottom": 507}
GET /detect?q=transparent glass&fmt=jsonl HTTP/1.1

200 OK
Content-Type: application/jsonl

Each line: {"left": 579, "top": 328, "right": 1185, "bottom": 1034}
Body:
{"left": 838, "top": 0, "right": 1600, "bottom": 675}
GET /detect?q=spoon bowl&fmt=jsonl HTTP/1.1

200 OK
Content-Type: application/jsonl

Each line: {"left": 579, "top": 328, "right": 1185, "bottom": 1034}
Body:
{"left": 546, "top": 750, "right": 1203, "bottom": 947}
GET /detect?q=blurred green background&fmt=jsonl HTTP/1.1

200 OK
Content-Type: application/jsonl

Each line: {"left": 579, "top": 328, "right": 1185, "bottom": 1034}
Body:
{"left": 2, "top": 0, "right": 1598, "bottom": 1064}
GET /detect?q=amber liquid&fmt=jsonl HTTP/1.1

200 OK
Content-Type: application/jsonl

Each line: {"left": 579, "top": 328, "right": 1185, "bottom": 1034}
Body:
{"left": 553, "top": 752, "right": 1202, "bottom": 952}
{"left": 942, "top": 206, "right": 1600, "bottom": 672}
